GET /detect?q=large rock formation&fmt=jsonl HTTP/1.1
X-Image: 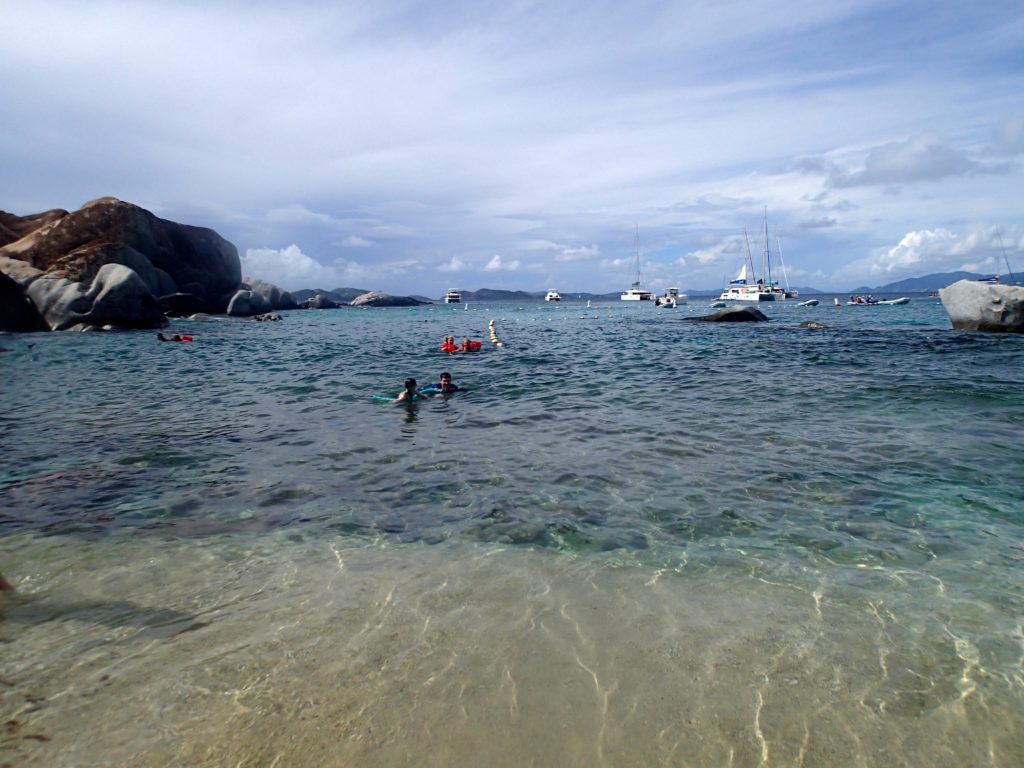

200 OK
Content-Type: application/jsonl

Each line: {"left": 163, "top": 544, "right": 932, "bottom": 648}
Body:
{"left": 939, "top": 280, "right": 1024, "bottom": 332}
{"left": 0, "top": 197, "right": 242, "bottom": 330}
{"left": 226, "top": 289, "right": 273, "bottom": 317}
{"left": 28, "top": 263, "right": 167, "bottom": 331}
{"left": 246, "top": 278, "right": 298, "bottom": 310}
{"left": 350, "top": 291, "right": 426, "bottom": 307}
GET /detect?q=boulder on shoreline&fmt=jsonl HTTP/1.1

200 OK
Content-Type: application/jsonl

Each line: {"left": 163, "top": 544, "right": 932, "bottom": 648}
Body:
{"left": 938, "top": 280, "right": 1024, "bottom": 333}
{"left": 27, "top": 263, "right": 166, "bottom": 331}
{"left": 0, "top": 197, "right": 242, "bottom": 331}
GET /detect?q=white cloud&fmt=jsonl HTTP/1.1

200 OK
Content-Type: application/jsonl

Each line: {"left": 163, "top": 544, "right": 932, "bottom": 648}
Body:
{"left": 688, "top": 235, "right": 746, "bottom": 266}
{"left": 438, "top": 256, "right": 468, "bottom": 272}
{"left": 834, "top": 226, "right": 1019, "bottom": 284}
{"left": 554, "top": 245, "right": 600, "bottom": 262}
{"left": 342, "top": 236, "right": 374, "bottom": 247}
{"left": 827, "top": 135, "right": 979, "bottom": 188}
{"left": 242, "top": 244, "right": 339, "bottom": 288}
{"left": 484, "top": 254, "right": 521, "bottom": 271}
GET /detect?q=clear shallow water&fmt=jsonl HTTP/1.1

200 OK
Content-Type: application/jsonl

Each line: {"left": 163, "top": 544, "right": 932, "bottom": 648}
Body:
{"left": 2, "top": 296, "right": 1023, "bottom": 766}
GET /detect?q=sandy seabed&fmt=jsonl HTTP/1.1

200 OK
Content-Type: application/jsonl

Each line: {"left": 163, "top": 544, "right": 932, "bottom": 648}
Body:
{"left": 1, "top": 532, "right": 1022, "bottom": 767}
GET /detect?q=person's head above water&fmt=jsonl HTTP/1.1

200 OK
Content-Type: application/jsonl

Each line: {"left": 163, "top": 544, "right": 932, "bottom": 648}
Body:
{"left": 439, "top": 371, "right": 454, "bottom": 390}
{"left": 404, "top": 377, "right": 417, "bottom": 390}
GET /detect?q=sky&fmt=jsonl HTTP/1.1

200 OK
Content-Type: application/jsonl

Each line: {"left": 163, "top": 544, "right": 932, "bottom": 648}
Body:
{"left": 2, "top": 1, "right": 1023, "bottom": 297}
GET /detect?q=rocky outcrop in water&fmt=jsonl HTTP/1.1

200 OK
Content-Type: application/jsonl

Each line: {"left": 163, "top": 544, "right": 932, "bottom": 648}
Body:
{"left": 301, "top": 293, "right": 343, "bottom": 309}
{"left": 685, "top": 306, "right": 769, "bottom": 322}
{"left": 938, "top": 280, "right": 1024, "bottom": 333}
{"left": 350, "top": 291, "right": 427, "bottom": 307}
{"left": 246, "top": 278, "right": 298, "bottom": 310}
{"left": 0, "top": 197, "right": 241, "bottom": 331}
{"left": 225, "top": 278, "right": 299, "bottom": 317}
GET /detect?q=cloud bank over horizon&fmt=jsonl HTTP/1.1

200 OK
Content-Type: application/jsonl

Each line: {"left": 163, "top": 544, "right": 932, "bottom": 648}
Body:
{"left": 3, "top": 1, "right": 1022, "bottom": 295}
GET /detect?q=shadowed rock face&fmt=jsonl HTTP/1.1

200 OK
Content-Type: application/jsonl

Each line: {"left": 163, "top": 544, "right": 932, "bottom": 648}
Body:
{"left": 0, "top": 197, "right": 241, "bottom": 309}
{"left": 0, "top": 271, "right": 47, "bottom": 331}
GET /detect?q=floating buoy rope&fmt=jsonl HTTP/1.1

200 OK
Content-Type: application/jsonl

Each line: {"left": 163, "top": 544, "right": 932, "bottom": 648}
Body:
{"left": 488, "top": 319, "right": 503, "bottom": 348}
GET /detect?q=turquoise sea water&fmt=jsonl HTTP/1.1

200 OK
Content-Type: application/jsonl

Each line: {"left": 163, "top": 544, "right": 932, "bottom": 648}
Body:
{"left": 2, "top": 296, "right": 1023, "bottom": 766}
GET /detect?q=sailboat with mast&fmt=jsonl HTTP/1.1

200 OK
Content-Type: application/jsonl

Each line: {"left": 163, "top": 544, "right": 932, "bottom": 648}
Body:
{"left": 717, "top": 208, "right": 790, "bottom": 302}
{"left": 717, "top": 227, "right": 775, "bottom": 302}
{"left": 620, "top": 225, "right": 655, "bottom": 301}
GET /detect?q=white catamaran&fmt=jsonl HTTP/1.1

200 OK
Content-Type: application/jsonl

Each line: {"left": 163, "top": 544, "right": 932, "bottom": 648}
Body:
{"left": 718, "top": 209, "right": 789, "bottom": 303}
{"left": 621, "top": 226, "right": 655, "bottom": 301}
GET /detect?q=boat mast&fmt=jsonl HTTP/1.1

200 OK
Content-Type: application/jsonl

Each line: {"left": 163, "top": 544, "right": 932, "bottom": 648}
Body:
{"left": 743, "top": 229, "right": 756, "bottom": 282}
{"left": 776, "top": 236, "right": 791, "bottom": 292}
{"left": 633, "top": 224, "right": 641, "bottom": 289}
{"left": 762, "top": 206, "right": 773, "bottom": 286}
{"left": 997, "top": 229, "right": 1017, "bottom": 284}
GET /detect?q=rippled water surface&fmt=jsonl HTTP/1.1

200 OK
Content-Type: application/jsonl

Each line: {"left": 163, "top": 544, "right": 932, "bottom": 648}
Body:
{"left": 2, "top": 297, "right": 1023, "bottom": 766}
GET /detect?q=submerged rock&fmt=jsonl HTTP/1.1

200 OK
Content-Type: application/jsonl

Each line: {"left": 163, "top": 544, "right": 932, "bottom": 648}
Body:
{"left": 939, "top": 279, "right": 1024, "bottom": 333}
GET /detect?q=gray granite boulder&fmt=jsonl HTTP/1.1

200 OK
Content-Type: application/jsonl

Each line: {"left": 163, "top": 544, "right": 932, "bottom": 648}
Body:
{"left": 246, "top": 278, "right": 298, "bottom": 310}
{"left": 226, "top": 289, "right": 273, "bottom": 317}
{"left": 350, "top": 291, "right": 426, "bottom": 307}
{"left": 26, "top": 263, "right": 166, "bottom": 331}
{"left": 302, "top": 293, "right": 342, "bottom": 309}
{"left": 685, "top": 306, "right": 769, "bottom": 322}
{"left": 939, "top": 280, "right": 1024, "bottom": 332}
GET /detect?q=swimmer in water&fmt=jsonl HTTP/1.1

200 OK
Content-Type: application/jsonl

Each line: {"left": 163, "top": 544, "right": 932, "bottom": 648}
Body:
{"left": 395, "top": 377, "right": 424, "bottom": 402}
{"left": 435, "top": 371, "right": 461, "bottom": 392}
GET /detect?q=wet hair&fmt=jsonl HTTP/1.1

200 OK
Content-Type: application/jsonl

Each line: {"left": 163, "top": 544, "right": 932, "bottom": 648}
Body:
{"left": 405, "top": 377, "right": 416, "bottom": 389}
{"left": 440, "top": 371, "right": 452, "bottom": 381}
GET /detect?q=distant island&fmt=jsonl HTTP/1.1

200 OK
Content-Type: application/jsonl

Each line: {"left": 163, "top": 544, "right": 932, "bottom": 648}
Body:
{"left": 292, "top": 271, "right": 1009, "bottom": 304}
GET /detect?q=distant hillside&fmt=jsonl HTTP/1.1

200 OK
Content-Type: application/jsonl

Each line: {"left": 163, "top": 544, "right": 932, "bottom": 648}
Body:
{"left": 291, "top": 287, "right": 369, "bottom": 303}
{"left": 283, "top": 270, "right": 1012, "bottom": 305}
{"left": 458, "top": 288, "right": 540, "bottom": 302}
{"left": 849, "top": 271, "right": 992, "bottom": 294}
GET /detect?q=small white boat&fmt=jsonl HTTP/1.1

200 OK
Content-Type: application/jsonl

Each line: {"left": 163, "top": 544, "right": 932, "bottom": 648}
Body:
{"left": 656, "top": 287, "right": 686, "bottom": 308}
{"left": 544, "top": 289, "right": 562, "bottom": 302}
{"left": 444, "top": 288, "right": 462, "bottom": 304}
{"left": 846, "top": 295, "right": 910, "bottom": 306}
{"left": 797, "top": 299, "right": 819, "bottom": 307}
